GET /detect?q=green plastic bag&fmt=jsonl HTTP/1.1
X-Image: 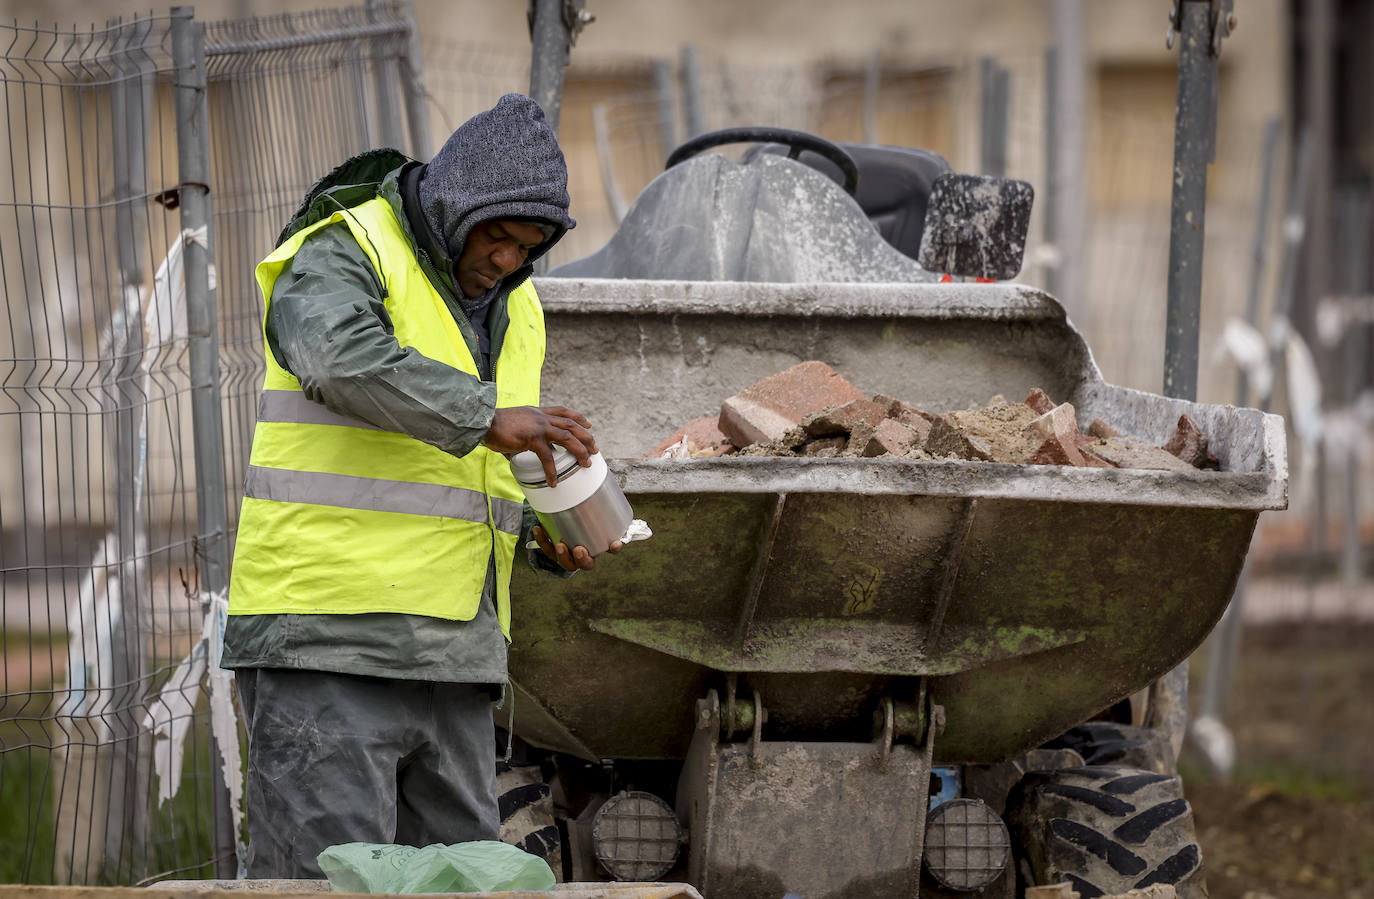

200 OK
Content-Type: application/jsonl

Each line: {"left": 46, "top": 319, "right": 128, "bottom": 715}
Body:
{"left": 316, "top": 841, "right": 556, "bottom": 894}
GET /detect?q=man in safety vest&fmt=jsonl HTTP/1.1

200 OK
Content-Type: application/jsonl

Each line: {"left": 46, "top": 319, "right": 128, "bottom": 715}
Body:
{"left": 223, "top": 94, "right": 614, "bottom": 878}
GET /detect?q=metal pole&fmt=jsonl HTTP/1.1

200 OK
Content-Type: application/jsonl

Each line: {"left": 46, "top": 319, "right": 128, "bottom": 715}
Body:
{"left": 171, "top": 6, "right": 236, "bottom": 879}
{"left": 1338, "top": 190, "right": 1370, "bottom": 588}
{"left": 652, "top": 57, "right": 678, "bottom": 158}
{"left": 1302, "top": 0, "right": 1334, "bottom": 384}
{"left": 680, "top": 44, "right": 703, "bottom": 140}
{"left": 1163, "top": 0, "right": 1222, "bottom": 403}
{"left": 528, "top": 0, "right": 582, "bottom": 135}
{"left": 863, "top": 50, "right": 880, "bottom": 145}
{"left": 1043, "top": 47, "right": 1059, "bottom": 297}
{"left": 107, "top": 15, "right": 155, "bottom": 877}
{"left": 366, "top": 0, "right": 405, "bottom": 150}
{"left": 592, "top": 103, "right": 627, "bottom": 224}
{"left": 1199, "top": 130, "right": 1315, "bottom": 753}
{"left": 1050, "top": 0, "right": 1087, "bottom": 318}
{"left": 980, "top": 57, "right": 1009, "bottom": 177}
{"left": 399, "top": 0, "right": 432, "bottom": 158}
{"left": 1196, "top": 116, "right": 1280, "bottom": 727}
{"left": 1258, "top": 131, "right": 1316, "bottom": 412}
{"left": 1238, "top": 118, "right": 1282, "bottom": 401}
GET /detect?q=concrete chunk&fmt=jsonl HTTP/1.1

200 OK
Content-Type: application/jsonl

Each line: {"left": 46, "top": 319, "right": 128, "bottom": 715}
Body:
{"left": 925, "top": 416, "right": 994, "bottom": 461}
{"left": 1091, "top": 435, "right": 1197, "bottom": 472}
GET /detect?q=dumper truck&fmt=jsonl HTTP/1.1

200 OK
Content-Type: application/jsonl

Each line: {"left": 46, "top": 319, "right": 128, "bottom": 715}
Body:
{"left": 490, "top": 129, "right": 1288, "bottom": 899}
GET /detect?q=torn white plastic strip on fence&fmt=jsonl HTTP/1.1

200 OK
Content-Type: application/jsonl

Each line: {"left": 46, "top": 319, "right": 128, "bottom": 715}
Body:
{"left": 141, "top": 590, "right": 244, "bottom": 872}
{"left": 204, "top": 589, "right": 245, "bottom": 864}
{"left": 181, "top": 225, "right": 216, "bottom": 291}
{"left": 1213, "top": 318, "right": 1272, "bottom": 402}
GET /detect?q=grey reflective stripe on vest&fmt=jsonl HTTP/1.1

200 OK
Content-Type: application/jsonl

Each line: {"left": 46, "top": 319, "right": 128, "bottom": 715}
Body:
{"left": 244, "top": 464, "right": 525, "bottom": 535}
{"left": 258, "top": 389, "right": 383, "bottom": 431}
{"left": 490, "top": 497, "right": 524, "bottom": 535}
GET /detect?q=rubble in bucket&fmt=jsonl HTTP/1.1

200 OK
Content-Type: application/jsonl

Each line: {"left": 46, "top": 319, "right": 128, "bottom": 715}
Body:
{"left": 647, "top": 361, "right": 1221, "bottom": 472}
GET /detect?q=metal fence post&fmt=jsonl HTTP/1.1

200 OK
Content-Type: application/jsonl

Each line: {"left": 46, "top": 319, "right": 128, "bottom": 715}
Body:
{"left": 1042, "top": 47, "right": 1059, "bottom": 297}
{"left": 108, "top": 15, "right": 157, "bottom": 878}
{"left": 1050, "top": 0, "right": 1087, "bottom": 319}
{"left": 979, "top": 57, "right": 1009, "bottom": 177}
{"left": 652, "top": 57, "right": 678, "bottom": 159}
{"left": 528, "top": 0, "right": 589, "bottom": 135}
{"left": 1336, "top": 189, "right": 1370, "bottom": 588}
{"left": 862, "top": 51, "right": 880, "bottom": 145}
{"left": 1163, "top": 0, "right": 1230, "bottom": 402}
{"left": 400, "top": 0, "right": 432, "bottom": 158}
{"left": 1195, "top": 117, "right": 1279, "bottom": 732}
{"left": 170, "top": 6, "right": 237, "bottom": 879}
{"left": 366, "top": 0, "right": 405, "bottom": 150}
{"left": 681, "top": 44, "right": 703, "bottom": 140}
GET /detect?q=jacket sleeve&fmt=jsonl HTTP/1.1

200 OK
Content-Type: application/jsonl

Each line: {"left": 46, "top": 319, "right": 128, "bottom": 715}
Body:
{"left": 265, "top": 222, "right": 497, "bottom": 459}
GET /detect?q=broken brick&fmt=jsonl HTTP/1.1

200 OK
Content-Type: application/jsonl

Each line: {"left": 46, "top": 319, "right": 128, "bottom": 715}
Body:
{"left": 802, "top": 397, "right": 889, "bottom": 438}
{"left": 648, "top": 415, "right": 735, "bottom": 458}
{"left": 862, "top": 418, "right": 923, "bottom": 457}
{"left": 1027, "top": 434, "right": 1086, "bottom": 466}
{"left": 718, "top": 361, "right": 867, "bottom": 448}
{"left": 1025, "top": 402, "right": 1080, "bottom": 444}
{"left": 1162, "top": 413, "right": 1220, "bottom": 470}
{"left": 1025, "top": 387, "right": 1056, "bottom": 415}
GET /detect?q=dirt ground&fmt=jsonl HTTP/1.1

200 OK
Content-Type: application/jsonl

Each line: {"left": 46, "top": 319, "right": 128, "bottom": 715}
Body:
{"left": 1183, "top": 619, "right": 1374, "bottom": 899}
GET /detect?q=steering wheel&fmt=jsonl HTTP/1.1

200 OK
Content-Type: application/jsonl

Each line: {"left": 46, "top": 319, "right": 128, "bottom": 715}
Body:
{"left": 664, "top": 126, "right": 860, "bottom": 197}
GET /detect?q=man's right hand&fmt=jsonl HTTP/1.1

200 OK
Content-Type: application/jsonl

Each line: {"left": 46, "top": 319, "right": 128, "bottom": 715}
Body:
{"left": 483, "top": 405, "right": 598, "bottom": 486}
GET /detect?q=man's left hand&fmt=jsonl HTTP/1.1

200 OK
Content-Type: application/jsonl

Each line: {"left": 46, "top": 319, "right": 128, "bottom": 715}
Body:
{"left": 532, "top": 525, "right": 622, "bottom": 572}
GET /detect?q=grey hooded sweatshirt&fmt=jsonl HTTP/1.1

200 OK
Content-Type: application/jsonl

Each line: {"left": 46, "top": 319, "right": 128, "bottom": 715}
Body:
{"left": 222, "top": 95, "right": 575, "bottom": 685}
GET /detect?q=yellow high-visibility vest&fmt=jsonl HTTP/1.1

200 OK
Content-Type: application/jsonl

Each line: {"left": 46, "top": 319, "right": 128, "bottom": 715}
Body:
{"left": 228, "top": 196, "right": 543, "bottom": 638}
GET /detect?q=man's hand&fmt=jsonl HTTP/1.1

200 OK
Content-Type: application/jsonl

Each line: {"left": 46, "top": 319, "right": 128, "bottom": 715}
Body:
{"left": 484, "top": 405, "right": 598, "bottom": 486}
{"left": 532, "top": 525, "right": 622, "bottom": 572}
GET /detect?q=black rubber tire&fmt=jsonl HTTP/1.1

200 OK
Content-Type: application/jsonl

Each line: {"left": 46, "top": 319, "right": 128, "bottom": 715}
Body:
{"left": 496, "top": 761, "right": 563, "bottom": 877}
{"left": 1009, "top": 766, "right": 1207, "bottom": 899}
{"left": 1044, "top": 721, "right": 1175, "bottom": 775}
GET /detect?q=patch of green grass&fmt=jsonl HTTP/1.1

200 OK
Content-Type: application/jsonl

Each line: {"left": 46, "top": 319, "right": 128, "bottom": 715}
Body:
{"left": 1231, "top": 761, "right": 1367, "bottom": 802}
{"left": 0, "top": 746, "right": 58, "bottom": 883}
{"left": 1185, "top": 753, "right": 1368, "bottom": 802}
{"left": 0, "top": 709, "right": 227, "bottom": 885}
{"left": 1182, "top": 755, "right": 1368, "bottom": 803}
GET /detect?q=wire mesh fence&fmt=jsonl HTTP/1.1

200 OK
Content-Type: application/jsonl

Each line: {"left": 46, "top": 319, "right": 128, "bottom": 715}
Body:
{"left": 0, "top": 2, "right": 431, "bottom": 884}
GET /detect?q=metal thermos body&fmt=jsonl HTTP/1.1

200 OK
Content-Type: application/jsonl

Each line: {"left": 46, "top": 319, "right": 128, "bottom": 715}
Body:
{"left": 509, "top": 447, "right": 632, "bottom": 556}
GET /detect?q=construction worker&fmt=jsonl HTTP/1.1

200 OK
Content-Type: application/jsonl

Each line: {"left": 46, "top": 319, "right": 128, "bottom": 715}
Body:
{"left": 222, "top": 93, "right": 615, "bottom": 878}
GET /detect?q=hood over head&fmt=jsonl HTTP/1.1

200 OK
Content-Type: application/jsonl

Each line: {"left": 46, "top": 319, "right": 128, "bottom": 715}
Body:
{"left": 418, "top": 93, "right": 575, "bottom": 267}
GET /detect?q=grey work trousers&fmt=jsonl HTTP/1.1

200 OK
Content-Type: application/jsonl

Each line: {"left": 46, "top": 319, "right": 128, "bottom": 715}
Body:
{"left": 236, "top": 668, "right": 500, "bottom": 878}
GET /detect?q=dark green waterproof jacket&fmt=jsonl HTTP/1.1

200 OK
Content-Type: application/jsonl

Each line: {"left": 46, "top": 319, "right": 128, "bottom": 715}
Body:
{"left": 221, "top": 150, "right": 566, "bottom": 686}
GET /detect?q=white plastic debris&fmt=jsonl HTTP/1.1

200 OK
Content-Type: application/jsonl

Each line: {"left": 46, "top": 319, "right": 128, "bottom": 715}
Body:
{"left": 659, "top": 435, "right": 691, "bottom": 459}
{"left": 141, "top": 590, "right": 245, "bottom": 872}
